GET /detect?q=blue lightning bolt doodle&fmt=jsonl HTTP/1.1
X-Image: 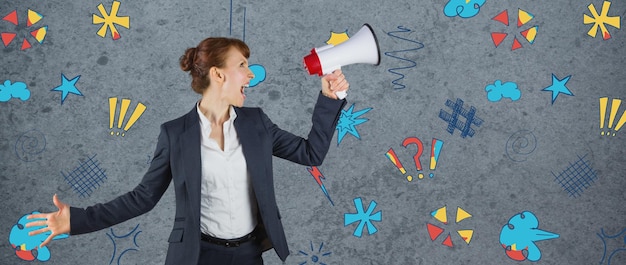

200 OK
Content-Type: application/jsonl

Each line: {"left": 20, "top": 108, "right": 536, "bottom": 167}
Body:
{"left": 51, "top": 74, "right": 83, "bottom": 105}
{"left": 107, "top": 224, "right": 142, "bottom": 265}
{"left": 384, "top": 26, "right": 425, "bottom": 89}
{"left": 499, "top": 211, "right": 559, "bottom": 262}
{"left": 542, "top": 74, "right": 574, "bottom": 105}
{"left": 336, "top": 103, "right": 373, "bottom": 146}
{"left": 307, "top": 166, "right": 334, "bottom": 206}
{"left": 298, "top": 241, "right": 332, "bottom": 265}
{"left": 344, "top": 198, "right": 382, "bottom": 237}
{"left": 597, "top": 227, "right": 626, "bottom": 265}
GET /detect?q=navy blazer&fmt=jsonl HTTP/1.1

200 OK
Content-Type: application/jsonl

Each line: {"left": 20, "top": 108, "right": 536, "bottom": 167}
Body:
{"left": 69, "top": 93, "right": 346, "bottom": 264}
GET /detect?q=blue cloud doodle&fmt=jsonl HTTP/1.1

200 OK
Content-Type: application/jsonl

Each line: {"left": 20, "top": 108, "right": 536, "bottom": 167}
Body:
{"left": 444, "top": 0, "right": 486, "bottom": 18}
{"left": 0, "top": 80, "right": 30, "bottom": 102}
{"left": 9, "top": 212, "right": 69, "bottom": 261}
{"left": 485, "top": 80, "right": 521, "bottom": 102}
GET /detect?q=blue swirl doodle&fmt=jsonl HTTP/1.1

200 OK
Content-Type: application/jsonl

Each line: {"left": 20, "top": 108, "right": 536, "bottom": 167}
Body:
{"left": 384, "top": 26, "right": 425, "bottom": 89}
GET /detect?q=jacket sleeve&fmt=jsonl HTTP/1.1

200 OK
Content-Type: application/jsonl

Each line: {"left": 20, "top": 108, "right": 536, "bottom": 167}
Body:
{"left": 262, "top": 92, "right": 346, "bottom": 166}
{"left": 69, "top": 124, "right": 173, "bottom": 235}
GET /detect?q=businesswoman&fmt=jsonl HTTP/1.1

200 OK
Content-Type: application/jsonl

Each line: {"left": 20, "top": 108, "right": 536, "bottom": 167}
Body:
{"left": 26, "top": 37, "right": 348, "bottom": 264}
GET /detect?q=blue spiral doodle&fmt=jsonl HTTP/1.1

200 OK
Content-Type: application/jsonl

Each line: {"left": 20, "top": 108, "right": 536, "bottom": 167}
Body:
{"left": 384, "top": 26, "right": 425, "bottom": 89}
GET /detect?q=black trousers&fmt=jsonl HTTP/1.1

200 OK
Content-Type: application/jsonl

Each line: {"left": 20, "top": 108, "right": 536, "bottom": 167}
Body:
{"left": 198, "top": 237, "right": 264, "bottom": 265}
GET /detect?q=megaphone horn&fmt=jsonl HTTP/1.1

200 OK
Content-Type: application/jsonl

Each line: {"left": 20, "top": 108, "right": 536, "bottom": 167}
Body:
{"left": 303, "top": 23, "right": 381, "bottom": 76}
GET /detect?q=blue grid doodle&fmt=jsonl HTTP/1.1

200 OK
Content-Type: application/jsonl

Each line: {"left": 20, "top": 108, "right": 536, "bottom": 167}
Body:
{"left": 62, "top": 154, "right": 107, "bottom": 198}
{"left": 552, "top": 154, "right": 598, "bottom": 198}
{"left": 344, "top": 197, "right": 382, "bottom": 237}
{"left": 439, "top": 98, "right": 483, "bottom": 138}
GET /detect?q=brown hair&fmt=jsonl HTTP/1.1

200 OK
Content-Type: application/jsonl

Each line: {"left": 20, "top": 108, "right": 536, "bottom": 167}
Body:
{"left": 179, "top": 37, "right": 250, "bottom": 94}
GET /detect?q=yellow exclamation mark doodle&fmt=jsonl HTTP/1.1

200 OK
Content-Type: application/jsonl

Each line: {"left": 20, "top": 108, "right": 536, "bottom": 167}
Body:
{"left": 108, "top": 97, "right": 146, "bottom": 136}
{"left": 599, "top": 97, "right": 626, "bottom": 136}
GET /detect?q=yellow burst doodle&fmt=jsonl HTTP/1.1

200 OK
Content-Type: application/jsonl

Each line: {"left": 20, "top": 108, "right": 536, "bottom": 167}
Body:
{"left": 92, "top": 1, "right": 130, "bottom": 40}
{"left": 583, "top": 1, "right": 620, "bottom": 40}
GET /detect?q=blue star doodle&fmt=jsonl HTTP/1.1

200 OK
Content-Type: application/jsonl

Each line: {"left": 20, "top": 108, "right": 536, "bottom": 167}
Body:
{"left": 542, "top": 74, "right": 573, "bottom": 105}
{"left": 344, "top": 197, "right": 382, "bottom": 237}
{"left": 298, "top": 241, "right": 332, "bottom": 265}
{"left": 107, "top": 224, "right": 142, "bottom": 265}
{"left": 336, "top": 104, "right": 373, "bottom": 146}
{"left": 51, "top": 74, "right": 83, "bottom": 105}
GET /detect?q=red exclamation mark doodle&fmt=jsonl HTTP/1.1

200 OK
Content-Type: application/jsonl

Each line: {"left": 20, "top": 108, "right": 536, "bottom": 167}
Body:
{"left": 429, "top": 139, "right": 444, "bottom": 178}
{"left": 385, "top": 148, "right": 410, "bottom": 181}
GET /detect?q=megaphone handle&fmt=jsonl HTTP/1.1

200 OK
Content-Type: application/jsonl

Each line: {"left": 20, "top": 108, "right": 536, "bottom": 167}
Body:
{"left": 335, "top": 90, "right": 347, "bottom": 100}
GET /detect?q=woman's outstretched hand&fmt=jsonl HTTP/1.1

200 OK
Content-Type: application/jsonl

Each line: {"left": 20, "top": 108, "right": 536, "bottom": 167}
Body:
{"left": 26, "top": 194, "right": 71, "bottom": 248}
{"left": 321, "top": 69, "right": 349, "bottom": 99}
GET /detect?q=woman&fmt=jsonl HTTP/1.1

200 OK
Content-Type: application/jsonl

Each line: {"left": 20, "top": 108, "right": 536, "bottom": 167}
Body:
{"left": 26, "top": 37, "right": 348, "bottom": 264}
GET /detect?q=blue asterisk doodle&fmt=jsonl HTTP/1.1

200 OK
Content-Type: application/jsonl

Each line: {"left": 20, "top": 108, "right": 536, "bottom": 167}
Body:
{"left": 542, "top": 74, "right": 573, "bottom": 105}
{"left": 51, "top": 74, "right": 83, "bottom": 105}
{"left": 344, "top": 197, "right": 382, "bottom": 237}
{"left": 336, "top": 104, "right": 372, "bottom": 146}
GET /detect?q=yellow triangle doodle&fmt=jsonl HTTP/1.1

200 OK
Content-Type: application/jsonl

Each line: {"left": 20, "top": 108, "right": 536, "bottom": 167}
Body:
{"left": 456, "top": 206, "right": 472, "bottom": 223}
{"left": 457, "top": 229, "right": 474, "bottom": 244}
{"left": 431, "top": 206, "right": 448, "bottom": 224}
{"left": 517, "top": 9, "right": 534, "bottom": 27}
{"left": 27, "top": 9, "right": 43, "bottom": 27}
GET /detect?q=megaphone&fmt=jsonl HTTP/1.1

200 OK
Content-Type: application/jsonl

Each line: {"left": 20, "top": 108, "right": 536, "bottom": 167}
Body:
{"left": 303, "top": 24, "right": 381, "bottom": 99}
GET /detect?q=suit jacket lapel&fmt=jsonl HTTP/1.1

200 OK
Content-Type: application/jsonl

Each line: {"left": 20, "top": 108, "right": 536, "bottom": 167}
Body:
{"left": 234, "top": 108, "right": 269, "bottom": 206}
{"left": 180, "top": 107, "right": 202, "bottom": 222}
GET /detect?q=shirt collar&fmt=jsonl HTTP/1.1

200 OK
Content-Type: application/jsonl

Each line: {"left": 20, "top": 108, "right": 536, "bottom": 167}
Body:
{"left": 196, "top": 102, "right": 238, "bottom": 133}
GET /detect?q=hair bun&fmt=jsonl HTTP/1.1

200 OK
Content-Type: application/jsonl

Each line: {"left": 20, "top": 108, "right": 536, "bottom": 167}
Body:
{"left": 179, "top": 47, "right": 197, "bottom": 72}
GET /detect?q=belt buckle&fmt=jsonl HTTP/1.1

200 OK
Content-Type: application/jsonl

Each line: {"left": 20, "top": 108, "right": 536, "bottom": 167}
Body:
{"left": 225, "top": 241, "right": 240, "bottom": 248}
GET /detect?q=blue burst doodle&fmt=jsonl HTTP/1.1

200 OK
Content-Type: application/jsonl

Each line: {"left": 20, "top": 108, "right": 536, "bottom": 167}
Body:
{"left": 598, "top": 227, "right": 626, "bottom": 265}
{"left": 344, "top": 197, "right": 382, "bottom": 237}
{"left": 384, "top": 26, "right": 425, "bottom": 89}
{"left": 1, "top": 80, "right": 30, "bottom": 102}
{"left": 9, "top": 212, "right": 69, "bottom": 262}
{"left": 298, "top": 241, "right": 332, "bottom": 265}
{"left": 336, "top": 103, "right": 372, "bottom": 146}
{"left": 486, "top": 80, "right": 521, "bottom": 102}
{"left": 444, "top": 0, "right": 486, "bottom": 18}
{"left": 249, "top": 64, "right": 266, "bottom": 87}
{"left": 542, "top": 74, "right": 573, "bottom": 105}
{"left": 107, "top": 224, "right": 142, "bottom": 265}
{"left": 50, "top": 74, "right": 83, "bottom": 105}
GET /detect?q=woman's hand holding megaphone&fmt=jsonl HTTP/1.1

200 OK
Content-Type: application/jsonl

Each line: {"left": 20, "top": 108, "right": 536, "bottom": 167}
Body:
{"left": 321, "top": 69, "right": 349, "bottom": 100}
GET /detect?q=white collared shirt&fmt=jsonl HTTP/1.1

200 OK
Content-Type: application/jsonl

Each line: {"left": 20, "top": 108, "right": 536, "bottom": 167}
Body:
{"left": 197, "top": 104, "right": 258, "bottom": 239}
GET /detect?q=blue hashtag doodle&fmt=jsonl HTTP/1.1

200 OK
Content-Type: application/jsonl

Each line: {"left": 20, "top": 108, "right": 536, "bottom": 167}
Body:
{"left": 344, "top": 197, "right": 382, "bottom": 237}
{"left": 439, "top": 98, "right": 483, "bottom": 138}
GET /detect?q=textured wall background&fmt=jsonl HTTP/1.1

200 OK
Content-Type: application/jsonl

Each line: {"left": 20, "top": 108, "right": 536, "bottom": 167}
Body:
{"left": 1, "top": 0, "right": 625, "bottom": 264}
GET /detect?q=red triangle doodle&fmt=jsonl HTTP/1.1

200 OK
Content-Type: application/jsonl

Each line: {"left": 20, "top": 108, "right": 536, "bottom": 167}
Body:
{"left": 491, "top": 32, "right": 508, "bottom": 47}
{"left": 442, "top": 233, "right": 454, "bottom": 248}
{"left": 1, "top": 32, "right": 16, "bottom": 47}
{"left": 21, "top": 38, "right": 32, "bottom": 50}
{"left": 492, "top": 10, "right": 509, "bottom": 26}
{"left": 511, "top": 37, "right": 523, "bottom": 50}
{"left": 3, "top": 10, "right": 18, "bottom": 25}
{"left": 427, "top": 223, "right": 444, "bottom": 241}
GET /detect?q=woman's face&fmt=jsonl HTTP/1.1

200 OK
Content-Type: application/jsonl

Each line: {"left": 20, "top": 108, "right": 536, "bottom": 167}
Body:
{"left": 218, "top": 47, "right": 254, "bottom": 107}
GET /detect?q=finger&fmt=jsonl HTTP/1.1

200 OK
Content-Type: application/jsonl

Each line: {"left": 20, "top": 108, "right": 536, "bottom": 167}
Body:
{"left": 40, "top": 234, "right": 55, "bottom": 248}
{"left": 52, "top": 194, "right": 64, "bottom": 209}
{"left": 27, "top": 213, "right": 48, "bottom": 220}
{"left": 29, "top": 226, "right": 50, "bottom": 236}
{"left": 25, "top": 219, "right": 48, "bottom": 228}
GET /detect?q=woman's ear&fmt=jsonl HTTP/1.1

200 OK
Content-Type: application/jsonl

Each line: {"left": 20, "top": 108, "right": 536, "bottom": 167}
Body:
{"left": 209, "top": 67, "right": 223, "bottom": 82}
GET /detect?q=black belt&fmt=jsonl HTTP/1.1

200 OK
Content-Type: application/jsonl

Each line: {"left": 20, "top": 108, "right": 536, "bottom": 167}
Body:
{"left": 201, "top": 230, "right": 257, "bottom": 248}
